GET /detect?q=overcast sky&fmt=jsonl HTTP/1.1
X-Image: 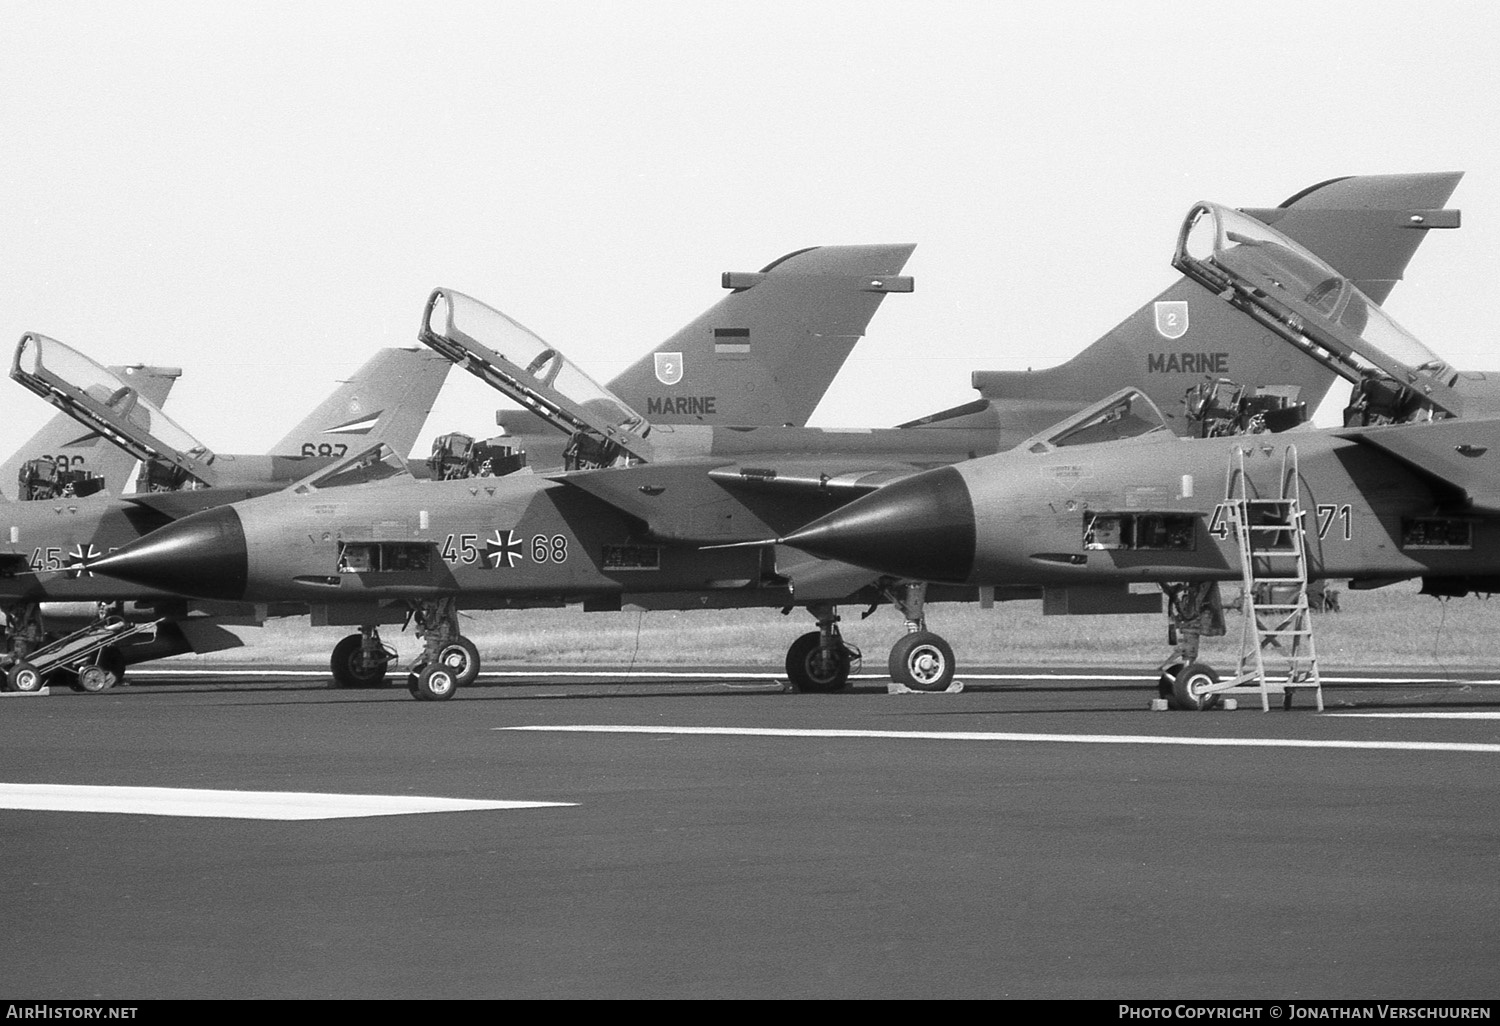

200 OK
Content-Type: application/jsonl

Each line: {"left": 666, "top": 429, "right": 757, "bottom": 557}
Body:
{"left": 3, "top": 0, "right": 1498, "bottom": 460}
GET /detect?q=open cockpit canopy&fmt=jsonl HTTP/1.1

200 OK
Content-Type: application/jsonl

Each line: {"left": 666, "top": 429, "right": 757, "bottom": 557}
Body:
{"left": 1174, "top": 202, "right": 1463, "bottom": 420}
{"left": 420, "top": 289, "right": 653, "bottom": 467}
{"left": 12, "top": 332, "right": 219, "bottom": 488}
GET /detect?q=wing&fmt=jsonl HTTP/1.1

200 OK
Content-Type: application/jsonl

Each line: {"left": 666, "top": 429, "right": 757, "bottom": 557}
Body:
{"left": 1340, "top": 416, "right": 1500, "bottom": 515}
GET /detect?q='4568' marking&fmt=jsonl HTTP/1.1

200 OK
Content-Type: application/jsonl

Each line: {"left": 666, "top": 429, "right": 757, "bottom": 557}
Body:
{"left": 1207, "top": 503, "right": 1352, "bottom": 542}
{"left": 442, "top": 531, "right": 568, "bottom": 568}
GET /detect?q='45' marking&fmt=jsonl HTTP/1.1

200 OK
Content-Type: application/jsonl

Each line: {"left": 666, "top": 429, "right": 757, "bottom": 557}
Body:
{"left": 29, "top": 546, "right": 64, "bottom": 572}
{"left": 1206, "top": 502, "right": 1353, "bottom": 541}
{"left": 442, "top": 533, "right": 481, "bottom": 565}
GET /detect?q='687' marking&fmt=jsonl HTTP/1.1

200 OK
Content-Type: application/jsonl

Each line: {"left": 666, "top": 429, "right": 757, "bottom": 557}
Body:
{"left": 442, "top": 531, "right": 568, "bottom": 568}
{"left": 1207, "top": 503, "right": 1352, "bottom": 542}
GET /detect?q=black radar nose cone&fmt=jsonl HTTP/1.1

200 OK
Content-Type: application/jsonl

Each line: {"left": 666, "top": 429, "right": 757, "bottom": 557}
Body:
{"left": 86, "top": 505, "right": 249, "bottom": 600}
{"left": 781, "top": 465, "right": 976, "bottom": 582}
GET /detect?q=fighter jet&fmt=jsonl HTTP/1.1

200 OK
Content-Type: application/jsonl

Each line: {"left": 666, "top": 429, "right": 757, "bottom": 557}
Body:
{"left": 0, "top": 243, "right": 918, "bottom": 690}
{"left": 0, "top": 342, "right": 452, "bottom": 688}
{"left": 71, "top": 169, "right": 1467, "bottom": 701}
{"left": 11, "top": 333, "right": 452, "bottom": 494}
{"left": 773, "top": 395, "right": 1500, "bottom": 706}
{"left": 771, "top": 199, "right": 1500, "bottom": 701}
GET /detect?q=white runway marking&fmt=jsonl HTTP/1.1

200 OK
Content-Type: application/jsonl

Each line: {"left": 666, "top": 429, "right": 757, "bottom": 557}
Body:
{"left": 0, "top": 784, "right": 576, "bottom": 820}
{"left": 1326, "top": 711, "right": 1500, "bottom": 719}
{"left": 139, "top": 668, "right": 1500, "bottom": 686}
{"left": 503, "top": 724, "right": 1500, "bottom": 754}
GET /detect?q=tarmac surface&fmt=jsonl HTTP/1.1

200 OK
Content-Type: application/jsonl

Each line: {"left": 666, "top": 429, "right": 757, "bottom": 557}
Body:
{"left": 3, "top": 664, "right": 1499, "bottom": 999}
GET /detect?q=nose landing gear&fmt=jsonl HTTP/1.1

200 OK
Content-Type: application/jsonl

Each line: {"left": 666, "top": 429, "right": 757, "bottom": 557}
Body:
{"left": 880, "top": 582, "right": 957, "bottom": 692}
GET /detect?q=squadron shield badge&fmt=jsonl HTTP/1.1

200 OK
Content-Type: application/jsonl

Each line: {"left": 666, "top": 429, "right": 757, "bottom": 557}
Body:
{"left": 1153, "top": 301, "right": 1189, "bottom": 340}
{"left": 654, "top": 352, "right": 683, "bottom": 386}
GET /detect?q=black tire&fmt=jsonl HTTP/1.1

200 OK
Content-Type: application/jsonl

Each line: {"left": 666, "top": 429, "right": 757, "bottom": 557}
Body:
{"left": 1157, "top": 661, "right": 1185, "bottom": 699}
{"left": 411, "top": 664, "right": 458, "bottom": 702}
{"left": 785, "top": 631, "right": 851, "bottom": 693}
{"left": 888, "top": 631, "right": 955, "bottom": 692}
{"left": 98, "top": 645, "right": 127, "bottom": 685}
{"left": 1170, "top": 662, "right": 1220, "bottom": 711}
{"left": 6, "top": 661, "right": 45, "bottom": 694}
{"left": 330, "top": 633, "right": 390, "bottom": 689}
{"left": 435, "top": 637, "right": 481, "bottom": 686}
{"left": 77, "top": 664, "right": 118, "bottom": 693}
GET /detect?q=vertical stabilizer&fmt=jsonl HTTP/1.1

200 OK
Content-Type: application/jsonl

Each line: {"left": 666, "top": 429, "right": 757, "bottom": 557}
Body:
{"left": 607, "top": 243, "right": 916, "bottom": 426}
{"left": 970, "top": 172, "right": 1462, "bottom": 438}
{"left": 269, "top": 348, "right": 452, "bottom": 460}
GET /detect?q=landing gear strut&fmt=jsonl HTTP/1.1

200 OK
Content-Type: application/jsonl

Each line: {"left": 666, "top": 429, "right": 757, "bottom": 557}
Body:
{"left": 405, "top": 598, "right": 479, "bottom": 701}
{"left": 1, "top": 601, "right": 45, "bottom": 668}
{"left": 330, "top": 627, "right": 394, "bottom": 689}
{"left": 881, "top": 581, "right": 955, "bottom": 692}
{"left": 1157, "top": 582, "right": 1225, "bottom": 710}
{"left": 784, "top": 603, "right": 858, "bottom": 692}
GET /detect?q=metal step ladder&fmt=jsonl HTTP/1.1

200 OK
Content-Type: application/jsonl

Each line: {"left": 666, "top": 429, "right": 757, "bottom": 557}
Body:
{"left": 1221, "top": 445, "right": 1324, "bottom": 711}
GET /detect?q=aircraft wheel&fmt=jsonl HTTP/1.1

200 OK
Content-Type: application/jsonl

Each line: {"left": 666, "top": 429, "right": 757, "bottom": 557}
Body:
{"left": 889, "top": 631, "right": 955, "bottom": 692}
{"left": 77, "top": 665, "right": 118, "bottom": 693}
{"left": 98, "top": 645, "right": 127, "bottom": 686}
{"left": 435, "top": 637, "right": 481, "bottom": 686}
{"left": 1170, "top": 662, "right": 1221, "bottom": 711}
{"left": 1157, "top": 661, "right": 1185, "bottom": 699}
{"left": 330, "top": 634, "right": 390, "bottom": 689}
{"left": 6, "top": 661, "right": 45, "bottom": 694}
{"left": 411, "top": 664, "right": 458, "bottom": 702}
{"left": 785, "top": 631, "right": 851, "bottom": 693}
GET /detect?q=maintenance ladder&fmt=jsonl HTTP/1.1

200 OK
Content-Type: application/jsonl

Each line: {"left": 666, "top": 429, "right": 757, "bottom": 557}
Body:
{"left": 1220, "top": 445, "right": 1324, "bottom": 711}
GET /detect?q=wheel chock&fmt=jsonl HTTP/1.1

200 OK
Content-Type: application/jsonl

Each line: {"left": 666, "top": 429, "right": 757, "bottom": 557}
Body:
{"left": 1150, "top": 695, "right": 1238, "bottom": 712}
{"left": 886, "top": 679, "right": 965, "bottom": 695}
{"left": 1, "top": 687, "right": 50, "bottom": 697}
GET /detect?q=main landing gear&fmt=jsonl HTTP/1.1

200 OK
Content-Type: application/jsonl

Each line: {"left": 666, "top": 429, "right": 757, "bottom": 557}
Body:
{"left": 407, "top": 598, "right": 479, "bottom": 702}
{"left": 1156, "top": 582, "right": 1226, "bottom": 711}
{"left": 785, "top": 603, "right": 860, "bottom": 692}
{"left": 330, "top": 627, "right": 396, "bottom": 689}
{"left": 326, "top": 601, "right": 481, "bottom": 701}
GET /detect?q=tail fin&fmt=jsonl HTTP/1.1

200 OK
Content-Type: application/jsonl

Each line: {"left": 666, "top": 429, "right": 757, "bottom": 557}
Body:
{"left": 0, "top": 363, "right": 181, "bottom": 500}
{"left": 970, "top": 172, "right": 1463, "bottom": 437}
{"left": 607, "top": 243, "right": 915, "bottom": 426}
{"left": 269, "top": 348, "right": 451, "bottom": 459}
